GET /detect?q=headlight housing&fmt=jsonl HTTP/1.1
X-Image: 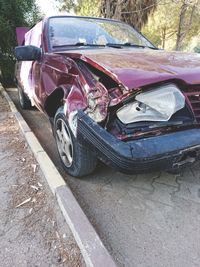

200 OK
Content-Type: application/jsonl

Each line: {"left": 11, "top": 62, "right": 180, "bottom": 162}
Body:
{"left": 117, "top": 84, "right": 185, "bottom": 124}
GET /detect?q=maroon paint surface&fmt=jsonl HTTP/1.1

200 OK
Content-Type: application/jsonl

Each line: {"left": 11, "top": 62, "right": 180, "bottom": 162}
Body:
{"left": 16, "top": 27, "right": 30, "bottom": 46}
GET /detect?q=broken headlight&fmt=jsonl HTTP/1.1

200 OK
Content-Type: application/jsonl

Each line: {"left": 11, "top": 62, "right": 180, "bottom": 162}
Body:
{"left": 117, "top": 84, "right": 185, "bottom": 124}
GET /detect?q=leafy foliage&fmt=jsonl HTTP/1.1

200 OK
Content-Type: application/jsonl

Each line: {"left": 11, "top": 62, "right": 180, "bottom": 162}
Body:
{"left": 57, "top": 0, "right": 75, "bottom": 12}
{"left": 142, "top": 0, "right": 200, "bottom": 51}
{"left": 58, "top": 0, "right": 100, "bottom": 16}
{"left": 75, "top": 0, "right": 101, "bottom": 17}
{"left": 0, "top": 0, "right": 42, "bottom": 86}
{"left": 59, "top": 0, "right": 157, "bottom": 30}
{"left": 100, "top": 0, "right": 157, "bottom": 30}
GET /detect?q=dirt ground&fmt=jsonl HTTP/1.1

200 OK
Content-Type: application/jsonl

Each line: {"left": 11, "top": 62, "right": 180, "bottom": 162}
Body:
{"left": 0, "top": 91, "right": 85, "bottom": 267}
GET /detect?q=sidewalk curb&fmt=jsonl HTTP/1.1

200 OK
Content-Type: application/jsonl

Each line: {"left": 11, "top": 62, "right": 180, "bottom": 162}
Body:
{"left": 0, "top": 85, "right": 117, "bottom": 267}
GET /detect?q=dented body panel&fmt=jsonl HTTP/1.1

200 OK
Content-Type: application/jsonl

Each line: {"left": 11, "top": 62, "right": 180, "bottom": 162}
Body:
{"left": 56, "top": 48, "right": 200, "bottom": 89}
{"left": 15, "top": 16, "right": 200, "bottom": 174}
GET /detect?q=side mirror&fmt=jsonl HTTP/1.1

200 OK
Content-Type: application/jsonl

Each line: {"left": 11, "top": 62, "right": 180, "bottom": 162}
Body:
{"left": 15, "top": 45, "right": 42, "bottom": 61}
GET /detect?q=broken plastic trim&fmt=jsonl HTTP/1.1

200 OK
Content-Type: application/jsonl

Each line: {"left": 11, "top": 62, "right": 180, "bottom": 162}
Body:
{"left": 77, "top": 110, "right": 200, "bottom": 173}
{"left": 85, "top": 82, "right": 109, "bottom": 122}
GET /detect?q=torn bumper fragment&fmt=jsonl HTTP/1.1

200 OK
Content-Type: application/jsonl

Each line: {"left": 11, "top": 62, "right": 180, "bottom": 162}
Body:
{"left": 77, "top": 111, "right": 200, "bottom": 173}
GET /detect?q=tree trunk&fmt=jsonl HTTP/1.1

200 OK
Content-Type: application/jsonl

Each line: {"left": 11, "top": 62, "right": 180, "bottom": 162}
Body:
{"left": 176, "top": 0, "right": 196, "bottom": 51}
{"left": 113, "top": 0, "right": 122, "bottom": 19}
{"left": 105, "top": 0, "right": 111, "bottom": 18}
{"left": 100, "top": 0, "right": 157, "bottom": 30}
{"left": 162, "top": 27, "right": 166, "bottom": 49}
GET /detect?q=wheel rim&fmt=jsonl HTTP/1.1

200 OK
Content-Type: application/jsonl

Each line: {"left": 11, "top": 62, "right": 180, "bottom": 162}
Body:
{"left": 55, "top": 118, "right": 73, "bottom": 168}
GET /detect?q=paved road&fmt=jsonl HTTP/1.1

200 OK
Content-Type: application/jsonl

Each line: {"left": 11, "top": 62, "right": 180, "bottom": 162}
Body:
{"left": 8, "top": 88, "right": 200, "bottom": 267}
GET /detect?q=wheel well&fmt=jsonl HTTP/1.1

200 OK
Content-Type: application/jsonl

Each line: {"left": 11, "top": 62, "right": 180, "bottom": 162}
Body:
{"left": 44, "top": 88, "right": 64, "bottom": 118}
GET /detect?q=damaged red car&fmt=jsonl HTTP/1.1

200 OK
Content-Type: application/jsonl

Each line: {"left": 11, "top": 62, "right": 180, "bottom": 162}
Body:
{"left": 15, "top": 16, "right": 200, "bottom": 177}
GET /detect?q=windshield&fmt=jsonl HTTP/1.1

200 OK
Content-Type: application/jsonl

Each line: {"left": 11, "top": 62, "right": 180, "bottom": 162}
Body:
{"left": 48, "top": 17, "right": 154, "bottom": 49}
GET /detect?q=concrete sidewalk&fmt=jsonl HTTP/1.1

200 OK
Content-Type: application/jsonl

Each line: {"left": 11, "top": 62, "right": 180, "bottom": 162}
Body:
{"left": 0, "top": 90, "right": 85, "bottom": 266}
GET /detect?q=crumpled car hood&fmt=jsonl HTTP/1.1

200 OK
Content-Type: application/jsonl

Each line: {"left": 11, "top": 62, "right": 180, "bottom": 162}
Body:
{"left": 60, "top": 48, "right": 200, "bottom": 89}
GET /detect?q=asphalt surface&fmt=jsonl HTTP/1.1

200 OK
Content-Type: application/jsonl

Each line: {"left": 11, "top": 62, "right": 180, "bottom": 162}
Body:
{"left": 8, "top": 88, "right": 200, "bottom": 267}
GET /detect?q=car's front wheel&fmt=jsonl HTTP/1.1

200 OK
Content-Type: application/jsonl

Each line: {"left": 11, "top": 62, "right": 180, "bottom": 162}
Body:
{"left": 54, "top": 107, "right": 97, "bottom": 177}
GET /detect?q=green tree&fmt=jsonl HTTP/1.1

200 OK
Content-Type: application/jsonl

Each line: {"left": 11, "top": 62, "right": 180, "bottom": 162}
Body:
{"left": 58, "top": 0, "right": 100, "bottom": 16}
{"left": 143, "top": 0, "right": 200, "bottom": 50}
{"left": 176, "top": 0, "right": 199, "bottom": 50}
{"left": 0, "top": 0, "right": 42, "bottom": 87}
{"left": 75, "top": 0, "right": 100, "bottom": 17}
{"left": 57, "top": 0, "right": 75, "bottom": 12}
{"left": 59, "top": 0, "right": 157, "bottom": 30}
{"left": 100, "top": 0, "right": 157, "bottom": 30}
{"left": 143, "top": 1, "right": 179, "bottom": 49}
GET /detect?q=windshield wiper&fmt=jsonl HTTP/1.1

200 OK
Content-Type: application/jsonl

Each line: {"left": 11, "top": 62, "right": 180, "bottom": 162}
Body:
{"left": 52, "top": 42, "right": 105, "bottom": 48}
{"left": 52, "top": 42, "right": 158, "bottom": 50}
{"left": 105, "top": 43, "right": 123, "bottom": 49}
{"left": 106, "top": 42, "right": 158, "bottom": 50}
{"left": 123, "top": 42, "right": 158, "bottom": 50}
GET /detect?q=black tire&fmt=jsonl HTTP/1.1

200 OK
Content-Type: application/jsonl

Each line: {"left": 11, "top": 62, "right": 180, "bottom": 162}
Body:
{"left": 54, "top": 106, "right": 97, "bottom": 177}
{"left": 18, "top": 86, "right": 31, "bottom": 109}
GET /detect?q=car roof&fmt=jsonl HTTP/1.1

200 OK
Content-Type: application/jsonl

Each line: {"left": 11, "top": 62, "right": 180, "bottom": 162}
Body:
{"left": 46, "top": 15, "right": 123, "bottom": 24}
